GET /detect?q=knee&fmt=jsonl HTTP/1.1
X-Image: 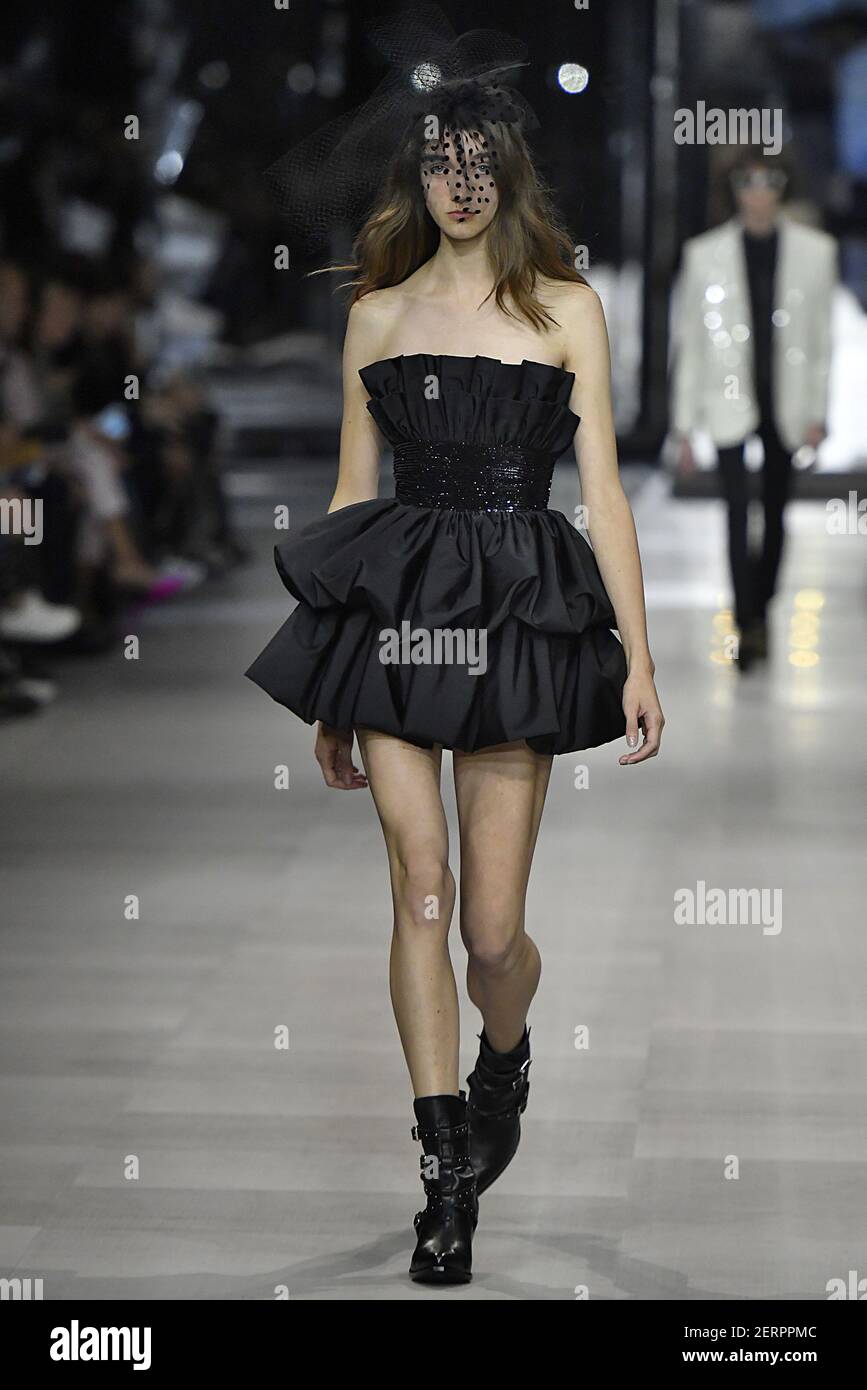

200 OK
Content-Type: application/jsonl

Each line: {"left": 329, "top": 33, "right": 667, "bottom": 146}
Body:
{"left": 463, "top": 914, "right": 526, "bottom": 974}
{"left": 390, "top": 850, "right": 455, "bottom": 932}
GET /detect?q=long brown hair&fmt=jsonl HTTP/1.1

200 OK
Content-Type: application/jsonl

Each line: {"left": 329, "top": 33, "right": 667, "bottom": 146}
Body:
{"left": 321, "top": 119, "right": 587, "bottom": 332}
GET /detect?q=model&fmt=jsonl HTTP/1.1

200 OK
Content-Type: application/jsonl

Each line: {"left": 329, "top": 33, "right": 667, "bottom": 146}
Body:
{"left": 245, "top": 7, "right": 664, "bottom": 1285}
{"left": 672, "top": 147, "right": 836, "bottom": 672}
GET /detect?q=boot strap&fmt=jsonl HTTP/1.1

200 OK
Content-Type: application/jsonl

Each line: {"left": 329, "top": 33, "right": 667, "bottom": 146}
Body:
{"left": 410, "top": 1119, "right": 469, "bottom": 1142}
{"left": 471, "top": 1056, "right": 531, "bottom": 1091}
{"left": 467, "top": 1057, "right": 531, "bottom": 1115}
{"left": 415, "top": 1176, "right": 478, "bottom": 1224}
{"left": 468, "top": 1091, "right": 529, "bottom": 1121}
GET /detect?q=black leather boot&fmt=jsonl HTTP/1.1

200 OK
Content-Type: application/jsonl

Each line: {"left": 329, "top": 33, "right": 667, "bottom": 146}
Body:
{"left": 409, "top": 1091, "right": 478, "bottom": 1284}
{"left": 466, "top": 1026, "right": 531, "bottom": 1196}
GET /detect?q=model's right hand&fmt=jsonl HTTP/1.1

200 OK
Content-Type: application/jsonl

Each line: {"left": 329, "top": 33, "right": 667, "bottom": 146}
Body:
{"left": 315, "top": 723, "right": 368, "bottom": 790}
{"left": 676, "top": 436, "right": 695, "bottom": 476}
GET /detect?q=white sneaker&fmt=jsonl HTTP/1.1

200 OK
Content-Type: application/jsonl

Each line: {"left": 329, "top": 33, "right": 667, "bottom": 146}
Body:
{"left": 0, "top": 591, "right": 82, "bottom": 642}
{"left": 13, "top": 676, "right": 59, "bottom": 705}
{"left": 157, "top": 556, "right": 207, "bottom": 590}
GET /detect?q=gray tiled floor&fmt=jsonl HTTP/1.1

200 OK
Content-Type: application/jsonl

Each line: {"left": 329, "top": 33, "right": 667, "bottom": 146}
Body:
{"left": 1, "top": 461, "right": 865, "bottom": 1299}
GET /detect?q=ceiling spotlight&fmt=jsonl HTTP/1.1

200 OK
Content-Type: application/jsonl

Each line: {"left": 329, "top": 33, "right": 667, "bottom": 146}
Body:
{"left": 198, "top": 60, "right": 230, "bottom": 90}
{"left": 154, "top": 150, "right": 184, "bottom": 185}
{"left": 557, "top": 63, "right": 589, "bottom": 94}
{"left": 411, "top": 61, "right": 443, "bottom": 92}
{"left": 287, "top": 63, "right": 316, "bottom": 95}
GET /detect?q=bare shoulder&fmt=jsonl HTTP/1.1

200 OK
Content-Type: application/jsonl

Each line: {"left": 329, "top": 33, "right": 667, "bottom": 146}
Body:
{"left": 343, "top": 287, "right": 405, "bottom": 372}
{"left": 536, "top": 279, "right": 611, "bottom": 385}
{"left": 351, "top": 282, "right": 406, "bottom": 314}
{"left": 539, "top": 279, "right": 608, "bottom": 363}
{"left": 347, "top": 285, "right": 405, "bottom": 333}
{"left": 537, "top": 276, "right": 602, "bottom": 324}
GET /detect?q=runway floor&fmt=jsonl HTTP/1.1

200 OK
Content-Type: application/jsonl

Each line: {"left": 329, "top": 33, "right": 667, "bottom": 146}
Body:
{"left": 1, "top": 459, "right": 865, "bottom": 1300}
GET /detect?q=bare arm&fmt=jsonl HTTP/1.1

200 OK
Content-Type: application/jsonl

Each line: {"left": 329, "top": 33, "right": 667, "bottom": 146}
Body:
{"left": 327, "top": 297, "right": 385, "bottom": 512}
{"left": 563, "top": 286, "right": 664, "bottom": 763}
{"left": 315, "top": 295, "right": 390, "bottom": 787}
{"left": 565, "top": 287, "right": 652, "bottom": 671}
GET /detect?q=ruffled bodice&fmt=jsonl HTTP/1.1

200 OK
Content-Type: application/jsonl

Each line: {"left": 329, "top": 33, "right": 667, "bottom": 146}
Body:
{"left": 359, "top": 353, "right": 579, "bottom": 458}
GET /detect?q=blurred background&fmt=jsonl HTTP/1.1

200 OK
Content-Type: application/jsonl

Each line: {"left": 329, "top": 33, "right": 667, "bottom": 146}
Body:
{"left": 1, "top": 0, "right": 866, "bottom": 1303}
{"left": 1, "top": 0, "right": 865, "bottom": 715}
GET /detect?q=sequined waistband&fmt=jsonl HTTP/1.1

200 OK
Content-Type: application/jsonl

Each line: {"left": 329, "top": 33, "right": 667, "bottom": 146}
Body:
{"left": 392, "top": 440, "right": 555, "bottom": 511}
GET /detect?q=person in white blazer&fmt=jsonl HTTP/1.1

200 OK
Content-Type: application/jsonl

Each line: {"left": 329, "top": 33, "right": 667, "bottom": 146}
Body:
{"left": 671, "top": 148, "right": 837, "bottom": 668}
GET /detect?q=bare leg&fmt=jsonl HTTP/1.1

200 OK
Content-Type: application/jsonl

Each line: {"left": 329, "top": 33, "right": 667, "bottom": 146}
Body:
{"left": 356, "top": 727, "right": 459, "bottom": 1097}
{"left": 453, "top": 740, "right": 553, "bottom": 1052}
{"left": 105, "top": 517, "right": 159, "bottom": 587}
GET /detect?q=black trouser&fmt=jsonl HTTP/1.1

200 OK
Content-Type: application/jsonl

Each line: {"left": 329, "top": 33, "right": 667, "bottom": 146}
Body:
{"left": 716, "top": 417, "right": 794, "bottom": 631}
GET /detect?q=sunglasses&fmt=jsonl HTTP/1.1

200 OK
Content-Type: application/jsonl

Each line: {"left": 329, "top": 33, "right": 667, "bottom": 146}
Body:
{"left": 731, "top": 168, "right": 788, "bottom": 191}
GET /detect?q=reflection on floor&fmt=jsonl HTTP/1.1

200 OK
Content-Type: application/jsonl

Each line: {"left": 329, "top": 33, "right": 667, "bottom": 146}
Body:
{"left": 0, "top": 461, "right": 865, "bottom": 1300}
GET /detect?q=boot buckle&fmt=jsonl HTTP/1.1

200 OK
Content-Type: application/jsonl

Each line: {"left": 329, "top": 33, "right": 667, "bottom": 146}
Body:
{"left": 511, "top": 1058, "right": 531, "bottom": 1090}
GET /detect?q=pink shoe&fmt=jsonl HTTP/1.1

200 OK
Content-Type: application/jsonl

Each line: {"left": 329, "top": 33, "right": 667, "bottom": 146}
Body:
{"left": 142, "top": 574, "right": 188, "bottom": 604}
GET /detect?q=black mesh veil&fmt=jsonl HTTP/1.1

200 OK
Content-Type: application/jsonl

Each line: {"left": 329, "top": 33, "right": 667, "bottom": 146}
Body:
{"left": 263, "top": 2, "right": 539, "bottom": 254}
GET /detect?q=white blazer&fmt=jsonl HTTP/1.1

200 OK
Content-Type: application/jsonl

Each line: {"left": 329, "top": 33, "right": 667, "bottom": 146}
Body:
{"left": 671, "top": 215, "right": 837, "bottom": 452}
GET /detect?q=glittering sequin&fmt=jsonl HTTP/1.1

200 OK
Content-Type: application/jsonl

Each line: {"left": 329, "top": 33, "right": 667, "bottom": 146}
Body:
{"left": 393, "top": 440, "right": 555, "bottom": 511}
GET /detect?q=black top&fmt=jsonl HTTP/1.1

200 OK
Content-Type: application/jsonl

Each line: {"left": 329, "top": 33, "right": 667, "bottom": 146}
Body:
{"left": 742, "top": 226, "right": 778, "bottom": 424}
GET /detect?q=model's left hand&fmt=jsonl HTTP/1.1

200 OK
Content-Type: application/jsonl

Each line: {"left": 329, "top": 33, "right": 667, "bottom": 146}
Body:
{"left": 804, "top": 423, "right": 826, "bottom": 449}
{"left": 620, "top": 668, "right": 665, "bottom": 765}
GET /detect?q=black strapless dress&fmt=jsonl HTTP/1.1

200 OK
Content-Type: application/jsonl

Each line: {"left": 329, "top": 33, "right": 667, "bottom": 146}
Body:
{"left": 244, "top": 354, "right": 627, "bottom": 755}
